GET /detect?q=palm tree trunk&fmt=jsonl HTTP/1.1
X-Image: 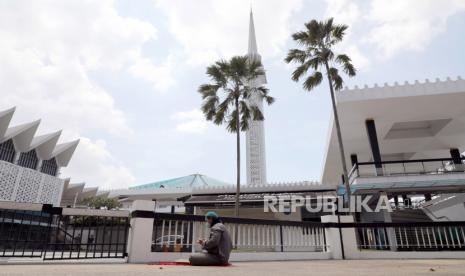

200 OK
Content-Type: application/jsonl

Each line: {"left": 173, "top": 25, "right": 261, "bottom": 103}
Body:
{"left": 324, "top": 62, "right": 351, "bottom": 208}
{"left": 234, "top": 97, "right": 241, "bottom": 218}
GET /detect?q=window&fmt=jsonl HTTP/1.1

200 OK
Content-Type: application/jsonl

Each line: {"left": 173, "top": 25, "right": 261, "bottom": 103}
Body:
{"left": 0, "top": 139, "right": 16, "bottom": 163}
{"left": 40, "top": 157, "right": 58, "bottom": 176}
{"left": 17, "top": 149, "right": 38, "bottom": 169}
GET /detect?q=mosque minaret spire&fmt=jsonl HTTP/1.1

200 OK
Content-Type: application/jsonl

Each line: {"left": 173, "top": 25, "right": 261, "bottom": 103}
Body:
{"left": 245, "top": 9, "right": 267, "bottom": 186}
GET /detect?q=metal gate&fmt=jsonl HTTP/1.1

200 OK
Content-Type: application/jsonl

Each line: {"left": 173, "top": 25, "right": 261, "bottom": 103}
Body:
{"left": 0, "top": 203, "right": 130, "bottom": 260}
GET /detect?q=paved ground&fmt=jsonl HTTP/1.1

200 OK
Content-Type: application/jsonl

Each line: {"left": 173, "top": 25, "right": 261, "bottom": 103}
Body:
{"left": 1, "top": 260, "right": 465, "bottom": 276}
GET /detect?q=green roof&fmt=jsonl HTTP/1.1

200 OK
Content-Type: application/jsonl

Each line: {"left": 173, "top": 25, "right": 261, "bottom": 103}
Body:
{"left": 129, "top": 174, "right": 231, "bottom": 190}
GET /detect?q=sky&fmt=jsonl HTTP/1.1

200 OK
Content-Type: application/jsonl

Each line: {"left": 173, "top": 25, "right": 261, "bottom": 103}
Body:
{"left": 1, "top": 0, "right": 465, "bottom": 189}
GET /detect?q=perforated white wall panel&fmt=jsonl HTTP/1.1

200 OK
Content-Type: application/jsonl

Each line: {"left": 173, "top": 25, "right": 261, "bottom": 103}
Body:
{"left": 0, "top": 161, "right": 21, "bottom": 201}
{"left": 0, "top": 160, "right": 64, "bottom": 206}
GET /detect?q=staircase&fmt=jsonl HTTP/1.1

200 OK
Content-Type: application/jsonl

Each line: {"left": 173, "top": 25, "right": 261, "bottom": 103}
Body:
{"left": 391, "top": 208, "right": 431, "bottom": 222}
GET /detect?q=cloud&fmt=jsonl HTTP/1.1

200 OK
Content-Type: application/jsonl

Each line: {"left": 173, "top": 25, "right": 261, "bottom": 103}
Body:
{"left": 0, "top": 0, "right": 161, "bottom": 187}
{"left": 155, "top": 0, "right": 303, "bottom": 66}
{"left": 129, "top": 55, "right": 176, "bottom": 92}
{"left": 172, "top": 109, "right": 208, "bottom": 134}
{"left": 365, "top": 0, "right": 465, "bottom": 58}
{"left": 324, "top": 0, "right": 360, "bottom": 26}
{"left": 60, "top": 138, "right": 136, "bottom": 189}
{"left": 324, "top": 0, "right": 465, "bottom": 63}
{"left": 323, "top": 0, "right": 370, "bottom": 70}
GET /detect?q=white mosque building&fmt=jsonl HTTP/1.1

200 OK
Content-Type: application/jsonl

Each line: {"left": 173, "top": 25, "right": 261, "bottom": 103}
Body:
{"left": 0, "top": 107, "right": 106, "bottom": 207}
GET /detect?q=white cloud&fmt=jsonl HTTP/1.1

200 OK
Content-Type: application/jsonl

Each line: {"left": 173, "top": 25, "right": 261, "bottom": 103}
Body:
{"left": 61, "top": 138, "right": 136, "bottom": 189}
{"left": 324, "top": 0, "right": 360, "bottom": 26}
{"left": 0, "top": 0, "right": 161, "bottom": 187}
{"left": 172, "top": 109, "right": 208, "bottom": 134}
{"left": 324, "top": 0, "right": 465, "bottom": 62}
{"left": 323, "top": 0, "right": 370, "bottom": 70}
{"left": 345, "top": 45, "right": 370, "bottom": 71}
{"left": 129, "top": 55, "right": 176, "bottom": 92}
{"left": 366, "top": 0, "right": 465, "bottom": 58}
{"left": 155, "top": 0, "right": 303, "bottom": 66}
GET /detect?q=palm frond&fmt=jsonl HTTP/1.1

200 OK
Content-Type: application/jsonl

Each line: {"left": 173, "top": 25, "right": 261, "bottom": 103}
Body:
{"left": 291, "top": 31, "right": 310, "bottom": 46}
{"left": 328, "top": 67, "right": 344, "bottom": 90}
{"left": 250, "top": 105, "right": 264, "bottom": 121}
{"left": 226, "top": 109, "right": 239, "bottom": 133}
{"left": 335, "top": 54, "right": 356, "bottom": 76}
{"left": 239, "top": 100, "right": 251, "bottom": 131}
{"left": 201, "top": 96, "right": 218, "bottom": 121}
{"left": 198, "top": 84, "right": 220, "bottom": 99}
{"left": 206, "top": 63, "right": 227, "bottom": 86}
{"left": 284, "top": 49, "right": 307, "bottom": 64}
{"left": 331, "top": 24, "right": 348, "bottom": 44}
{"left": 321, "top": 18, "right": 334, "bottom": 38}
{"left": 257, "top": 87, "right": 275, "bottom": 105}
{"left": 291, "top": 63, "right": 310, "bottom": 82}
{"left": 303, "top": 71, "right": 323, "bottom": 91}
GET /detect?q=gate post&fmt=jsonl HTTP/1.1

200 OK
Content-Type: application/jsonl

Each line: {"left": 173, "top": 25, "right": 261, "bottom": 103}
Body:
{"left": 127, "top": 200, "right": 155, "bottom": 263}
{"left": 322, "top": 215, "right": 359, "bottom": 260}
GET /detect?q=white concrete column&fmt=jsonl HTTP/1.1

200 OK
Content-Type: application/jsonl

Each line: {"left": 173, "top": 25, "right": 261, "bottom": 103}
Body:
{"left": 13, "top": 151, "right": 21, "bottom": 164}
{"left": 127, "top": 200, "right": 156, "bottom": 263}
{"left": 36, "top": 159, "right": 43, "bottom": 171}
{"left": 379, "top": 192, "right": 397, "bottom": 251}
{"left": 321, "top": 215, "right": 360, "bottom": 259}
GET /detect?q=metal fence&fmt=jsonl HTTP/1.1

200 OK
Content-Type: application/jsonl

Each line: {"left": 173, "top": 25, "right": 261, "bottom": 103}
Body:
{"left": 43, "top": 213, "right": 129, "bottom": 260}
{"left": 355, "top": 222, "right": 465, "bottom": 251}
{"left": 0, "top": 203, "right": 130, "bottom": 260}
{"left": 0, "top": 208, "right": 51, "bottom": 257}
{"left": 148, "top": 212, "right": 327, "bottom": 253}
{"left": 348, "top": 157, "right": 465, "bottom": 183}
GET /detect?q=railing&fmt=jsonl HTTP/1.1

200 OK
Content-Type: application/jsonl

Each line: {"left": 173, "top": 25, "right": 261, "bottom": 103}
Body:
{"left": 348, "top": 157, "right": 465, "bottom": 183}
{"left": 149, "top": 213, "right": 328, "bottom": 253}
{"left": 0, "top": 208, "right": 52, "bottom": 257}
{"left": 355, "top": 221, "right": 465, "bottom": 251}
{"left": 389, "top": 198, "right": 426, "bottom": 210}
{"left": 43, "top": 212, "right": 129, "bottom": 260}
{"left": 0, "top": 202, "right": 130, "bottom": 260}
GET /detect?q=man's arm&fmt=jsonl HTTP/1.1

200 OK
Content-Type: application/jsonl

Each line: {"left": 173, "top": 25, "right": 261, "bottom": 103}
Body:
{"left": 202, "top": 228, "right": 222, "bottom": 250}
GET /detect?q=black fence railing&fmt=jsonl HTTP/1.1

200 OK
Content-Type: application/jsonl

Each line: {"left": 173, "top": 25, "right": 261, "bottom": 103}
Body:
{"left": 348, "top": 157, "right": 465, "bottom": 183}
{"left": 43, "top": 214, "right": 130, "bottom": 260}
{"left": 0, "top": 204, "right": 130, "bottom": 260}
{"left": 0, "top": 208, "right": 52, "bottom": 257}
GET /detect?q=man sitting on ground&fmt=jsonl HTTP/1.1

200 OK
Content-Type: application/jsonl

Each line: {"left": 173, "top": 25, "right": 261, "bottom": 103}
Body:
{"left": 189, "top": 211, "right": 232, "bottom": 266}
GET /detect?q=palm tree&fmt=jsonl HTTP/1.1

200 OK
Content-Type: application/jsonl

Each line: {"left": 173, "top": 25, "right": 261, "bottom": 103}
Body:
{"left": 285, "top": 18, "right": 356, "bottom": 204}
{"left": 199, "top": 55, "right": 274, "bottom": 217}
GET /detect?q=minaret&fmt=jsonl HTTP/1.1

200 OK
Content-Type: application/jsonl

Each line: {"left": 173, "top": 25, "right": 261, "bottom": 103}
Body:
{"left": 246, "top": 10, "right": 267, "bottom": 186}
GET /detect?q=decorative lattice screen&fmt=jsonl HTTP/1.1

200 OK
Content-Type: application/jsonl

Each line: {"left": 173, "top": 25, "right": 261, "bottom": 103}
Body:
{"left": 0, "top": 160, "right": 64, "bottom": 206}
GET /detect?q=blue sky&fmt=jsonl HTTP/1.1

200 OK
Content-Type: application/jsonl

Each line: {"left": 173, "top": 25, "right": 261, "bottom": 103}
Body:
{"left": 1, "top": 0, "right": 465, "bottom": 188}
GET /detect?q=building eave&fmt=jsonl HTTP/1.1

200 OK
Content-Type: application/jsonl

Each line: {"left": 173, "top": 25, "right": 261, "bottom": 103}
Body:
{"left": 3, "top": 120, "right": 41, "bottom": 152}
{"left": 52, "top": 139, "right": 79, "bottom": 167}
{"left": 30, "top": 130, "right": 62, "bottom": 160}
{"left": 0, "top": 107, "right": 16, "bottom": 139}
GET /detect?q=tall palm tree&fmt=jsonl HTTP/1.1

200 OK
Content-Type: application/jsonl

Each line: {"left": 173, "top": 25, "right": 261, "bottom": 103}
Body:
{"left": 199, "top": 55, "right": 274, "bottom": 217}
{"left": 285, "top": 18, "right": 356, "bottom": 204}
